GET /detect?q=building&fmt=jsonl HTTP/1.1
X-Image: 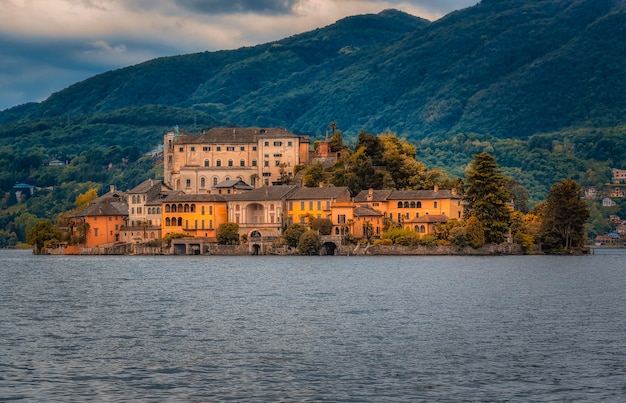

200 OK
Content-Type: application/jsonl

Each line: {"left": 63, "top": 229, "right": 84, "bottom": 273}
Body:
{"left": 286, "top": 186, "right": 351, "bottom": 226}
{"left": 120, "top": 179, "right": 174, "bottom": 244}
{"left": 161, "top": 193, "right": 228, "bottom": 240}
{"left": 164, "top": 127, "right": 309, "bottom": 193}
{"left": 403, "top": 214, "right": 450, "bottom": 235}
{"left": 354, "top": 187, "right": 464, "bottom": 225}
{"left": 612, "top": 168, "right": 626, "bottom": 184}
{"left": 69, "top": 185, "right": 128, "bottom": 248}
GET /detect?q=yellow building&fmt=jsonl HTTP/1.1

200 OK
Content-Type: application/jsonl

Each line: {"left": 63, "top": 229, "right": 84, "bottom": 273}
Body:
{"left": 354, "top": 187, "right": 463, "bottom": 229}
{"left": 286, "top": 186, "right": 351, "bottom": 226}
{"left": 161, "top": 193, "right": 228, "bottom": 240}
{"left": 164, "top": 127, "right": 309, "bottom": 192}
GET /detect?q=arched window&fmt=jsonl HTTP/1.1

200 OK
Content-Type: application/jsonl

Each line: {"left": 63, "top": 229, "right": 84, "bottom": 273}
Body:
{"left": 225, "top": 176, "right": 230, "bottom": 181}
{"left": 404, "top": 201, "right": 409, "bottom": 208}
{"left": 434, "top": 201, "right": 438, "bottom": 208}
{"left": 216, "top": 159, "right": 221, "bottom": 167}
{"left": 213, "top": 177, "right": 218, "bottom": 186}
{"left": 270, "top": 204, "right": 275, "bottom": 210}
{"left": 165, "top": 204, "right": 171, "bottom": 213}
{"left": 184, "top": 204, "right": 190, "bottom": 212}
{"left": 397, "top": 201, "right": 403, "bottom": 208}
{"left": 410, "top": 201, "right": 416, "bottom": 208}
{"left": 177, "top": 217, "right": 183, "bottom": 226}
{"left": 420, "top": 225, "right": 426, "bottom": 233}
{"left": 171, "top": 204, "right": 177, "bottom": 212}
{"left": 200, "top": 177, "right": 206, "bottom": 188}
{"left": 416, "top": 201, "right": 422, "bottom": 208}
{"left": 204, "top": 159, "right": 209, "bottom": 167}
{"left": 165, "top": 217, "right": 171, "bottom": 226}
{"left": 157, "top": 207, "right": 161, "bottom": 214}
{"left": 414, "top": 225, "right": 419, "bottom": 232}
{"left": 235, "top": 204, "right": 240, "bottom": 211}
{"left": 178, "top": 204, "right": 183, "bottom": 212}
{"left": 190, "top": 204, "right": 196, "bottom": 213}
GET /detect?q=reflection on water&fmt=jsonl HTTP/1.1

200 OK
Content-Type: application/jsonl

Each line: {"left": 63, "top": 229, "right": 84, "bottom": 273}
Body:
{"left": 1, "top": 250, "right": 625, "bottom": 401}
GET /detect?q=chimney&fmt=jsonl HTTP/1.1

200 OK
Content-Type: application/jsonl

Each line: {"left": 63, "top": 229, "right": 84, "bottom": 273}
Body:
{"left": 367, "top": 188, "right": 374, "bottom": 201}
{"left": 434, "top": 185, "right": 439, "bottom": 193}
{"left": 110, "top": 184, "right": 115, "bottom": 193}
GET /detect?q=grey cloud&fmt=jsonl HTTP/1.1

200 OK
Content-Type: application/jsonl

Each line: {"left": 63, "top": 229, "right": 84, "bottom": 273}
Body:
{"left": 172, "top": 0, "right": 299, "bottom": 15}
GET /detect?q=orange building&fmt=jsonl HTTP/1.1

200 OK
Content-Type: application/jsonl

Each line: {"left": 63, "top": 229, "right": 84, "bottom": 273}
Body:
{"left": 286, "top": 186, "right": 351, "bottom": 226}
{"left": 70, "top": 186, "right": 128, "bottom": 248}
{"left": 161, "top": 193, "right": 228, "bottom": 240}
{"left": 354, "top": 187, "right": 463, "bottom": 229}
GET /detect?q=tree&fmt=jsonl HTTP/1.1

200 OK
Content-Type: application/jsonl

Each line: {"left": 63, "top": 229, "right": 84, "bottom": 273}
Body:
{"left": 26, "top": 220, "right": 62, "bottom": 254}
{"left": 283, "top": 223, "right": 307, "bottom": 247}
{"left": 75, "top": 188, "right": 98, "bottom": 209}
{"left": 465, "top": 216, "right": 486, "bottom": 248}
{"left": 311, "top": 218, "right": 333, "bottom": 235}
{"left": 464, "top": 152, "right": 511, "bottom": 244}
{"left": 540, "top": 179, "right": 590, "bottom": 253}
{"left": 297, "top": 230, "right": 321, "bottom": 255}
{"left": 217, "top": 222, "right": 240, "bottom": 245}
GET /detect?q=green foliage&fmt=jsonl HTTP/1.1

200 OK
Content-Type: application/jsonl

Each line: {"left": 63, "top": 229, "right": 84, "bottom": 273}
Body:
{"left": 310, "top": 218, "right": 333, "bottom": 236}
{"left": 297, "top": 230, "right": 321, "bottom": 255}
{"left": 465, "top": 216, "right": 486, "bottom": 249}
{"left": 217, "top": 222, "right": 240, "bottom": 245}
{"left": 540, "top": 179, "right": 590, "bottom": 253}
{"left": 26, "top": 220, "right": 62, "bottom": 254}
{"left": 464, "top": 153, "right": 512, "bottom": 244}
{"left": 283, "top": 223, "right": 307, "bottom": 247}
{"left": 383, "top": 227, "right": 415, "bottom": 244}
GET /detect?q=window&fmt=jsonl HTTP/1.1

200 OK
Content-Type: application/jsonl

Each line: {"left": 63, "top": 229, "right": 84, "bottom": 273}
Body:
{"left": 326, "top": 201, "right": 330, "bottom": 210}
{"left": 288, "top": 141, "right": 292, "bottom": 146}
{"left": 273, "top": 153, "right": 282, "bottom": 157}
{"left": 264, "top": 141, "right": 269, "bottom": 146}
{"left": 275, "top": 161, "right": 280, "bottom": 166}
{"left": 398, "top": 201, "right": 403, "bottom": 208}
{"left": 240, "top": 146, "right": 245, "bottom": 151}
{"left": 317, "top": 201, "right": 321, "bottom": 210}
{"left": 216, "top": 146, "right": 221, "bottom": 151}
{"left": 252, "top": 146, "right": 257, "bottom": 151}
{"left": 216, "top": 160, "right": 221, "bottom": 167}
{"left": 434, "top": 201, "right": 438, "bottom": 208}
{"left": 252, "top": 159, "right": 257, "bottom": 167}
{"left": 213, "top": 177, "right": 218, "bottom": 186}
{"left": 200, "top": 177, "right": 206, "bottom": 188}
{"left": 289, "top": 201, "right": 293, "bottom": 211}
{"left": 410, "top": 201, "right": 416, "bottom": 208}
{"left": 204, "top": 160, "right": 209, "bottom": 167}
{"left": 227, "top": 146, "right": 235, "bottom": 151}
{"left": 301, "top": 201, "right": 305, "bottom": 210}
{"left": 274, "top": 141, "right": 282, "bottom": 146}
{"left": 338, "top": 214, "right": 346, "bottom": 224}
{"left": 201, "top": 206, "right": 205, "bottom": 215}
{"left": 228, "top": 159, "right": 233, "bottom": 167}
{"left": 416, "top": 201, "right": 422, "bottom": 208}
{"left": 309, "top": 201, "right": 313, "bottom": 210}
{"left": 203, "top": 146, "right": 210, "bottom": 151}
{"left": 190, "top": 146, "right": 195, "bottom": 152}
{"left": 264, "top": 161, "right": 269, "bottom": 167}
{"left": 240, "top": 160, "right": 245, "bottom": 166}
{"left": 186, "top": 179, "right": 191, "bottom": 188}
{"left": 404, "top": 201, "right": 409, "bottom": 208}
{"left": 179, "top": 147, "right": 183, "bottom": 152}
{"left": 94, "top": 228, "right": 99, "bottom": 236}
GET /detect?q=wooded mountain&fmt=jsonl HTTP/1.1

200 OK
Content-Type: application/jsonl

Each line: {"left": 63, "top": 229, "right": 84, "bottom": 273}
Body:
{"left": 1, "top": 0, "right": 626, "bottom": 198}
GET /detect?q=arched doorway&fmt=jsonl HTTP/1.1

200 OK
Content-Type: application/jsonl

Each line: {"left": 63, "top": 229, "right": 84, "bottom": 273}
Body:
{"left": 252, "top": 244, "right": 261, "bottom": 255}
{"left": 321, "top": 242, "right": 337, "bottom": 256}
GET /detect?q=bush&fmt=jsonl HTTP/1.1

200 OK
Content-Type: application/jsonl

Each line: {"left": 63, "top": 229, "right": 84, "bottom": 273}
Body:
{"left": 396, "top": 232, "right": 420, "bottom": 246}
{"left": 373, "top": 238, "right": 393, "bottom": 246}
{"left": 283, "top": 223, "right": 307, "bottom": 247}
{"left": 298, "top": 230, "right": 321, "bottom": 255}
{"left": 419, "top": 234, "right": 438, "bottom": 246}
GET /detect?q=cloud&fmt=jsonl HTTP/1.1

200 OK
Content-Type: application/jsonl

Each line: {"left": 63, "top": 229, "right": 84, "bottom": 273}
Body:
{"left": 0, "top": 0, "right": 480, "bottom": 111}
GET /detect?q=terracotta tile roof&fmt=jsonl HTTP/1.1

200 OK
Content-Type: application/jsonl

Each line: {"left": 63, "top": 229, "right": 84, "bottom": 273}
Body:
{"left": 226, "top": 185, "right": 299, "bottom": 201}
{"left": 354, "top": 204, "right": 384, "bottom": 217}
{"left": 353, "top": 189, "right": 394, "bottom": 202}
{"left": 286, "top": 186, "right": 350, "bottom": 200}
{"left": 405, "top": 214, "right": 450, "bottom": 224}
{"left": 176, "top": 127, "right": 307, "bottom": 144}
{"left": 162, "top": 193, "right": 226, "bottom": 203}
{"left": 387, "top": 189, "right": 461, "bottom": 200}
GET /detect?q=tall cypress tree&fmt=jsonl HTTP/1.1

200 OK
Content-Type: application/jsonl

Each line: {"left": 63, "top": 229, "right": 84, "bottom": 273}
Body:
{"left": 464, "top": 152, "right": 511, "bottom": 244}
{"left": 540, "top": 179, "right": 590, "bottom": 253}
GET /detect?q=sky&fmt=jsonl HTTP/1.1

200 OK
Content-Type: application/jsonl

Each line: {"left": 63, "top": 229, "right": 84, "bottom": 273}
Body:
{"left": 0, "top": 0, "right": 479, "bottom": 112}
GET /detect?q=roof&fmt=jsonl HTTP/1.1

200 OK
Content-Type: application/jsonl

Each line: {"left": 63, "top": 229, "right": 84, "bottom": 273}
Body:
{"left": 354, "top": 189, "right": 394, "bottom": 203}
{"left": 161, "top": 193, "right": 226, "bottom": 203}
{"left": 354, "top": 188, "right": 461, "bottom": 202}
{"left": 127, "top": 179, "right": 171, "bottom": 195}
{"left": 70, "top": 193, "right": 128, "bottom": 218}
{"left": 286, "top": 186, "right": 350, "bottom": 200}
{"left": 354, "top": 204, "right": 384, "bottom": 217}
{"left": 226, "top": 185, "right": 298, "bottom": 201}
{"left": 214, "top": 179, "right": 254, "bottom": 190}
{"left": 405, "top": 214, "right": 450, "bottom": 224}
{"left": 173, "top": 127, "right": 307, "bottom": 145}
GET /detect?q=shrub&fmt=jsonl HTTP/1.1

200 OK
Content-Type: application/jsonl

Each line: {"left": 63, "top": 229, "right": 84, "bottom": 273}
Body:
{"left": 298, "top": 230, "right": 321, "bottom": 255}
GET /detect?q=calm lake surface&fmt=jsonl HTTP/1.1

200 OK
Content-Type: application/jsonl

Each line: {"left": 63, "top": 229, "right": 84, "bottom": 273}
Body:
{"left": 1, "top": 249, "right": 625, "bottom": 402}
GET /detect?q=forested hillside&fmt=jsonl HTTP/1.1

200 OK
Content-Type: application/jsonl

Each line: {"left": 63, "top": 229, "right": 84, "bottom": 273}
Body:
{"left": 2, "top": 0, "right": 626, "bottom": 245}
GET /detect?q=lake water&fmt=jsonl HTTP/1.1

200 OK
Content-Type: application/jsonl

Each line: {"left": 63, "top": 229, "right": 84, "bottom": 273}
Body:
{"left": 1, "top": 249, "right": 625, "bottom": 402}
